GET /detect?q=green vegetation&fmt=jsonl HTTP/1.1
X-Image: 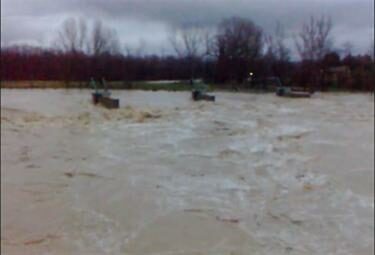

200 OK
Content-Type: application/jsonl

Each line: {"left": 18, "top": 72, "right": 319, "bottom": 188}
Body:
{"left": 0, "top": 81, "right": 88, "bottom": 89}
{"left": 0, "top": 80, "right": 213, "bottom": 91}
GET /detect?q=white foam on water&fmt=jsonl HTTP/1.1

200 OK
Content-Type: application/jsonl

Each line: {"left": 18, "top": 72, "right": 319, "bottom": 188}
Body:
{"left": 1, "top": 90, "right": 373, "bottom": 255}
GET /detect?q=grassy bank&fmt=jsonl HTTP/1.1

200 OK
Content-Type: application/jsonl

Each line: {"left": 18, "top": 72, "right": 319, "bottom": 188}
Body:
{"left": 3, "top": 80, "right": 371, "bottom": 93}
{"left": 1, "top": 80, "right": 214, "bottom": 91}
{"left": 0, "top": 80, "right": 96, "bottom": 89}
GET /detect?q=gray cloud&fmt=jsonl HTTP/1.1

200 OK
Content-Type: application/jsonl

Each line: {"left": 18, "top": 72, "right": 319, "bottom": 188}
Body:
{"left": 1, "top": 0, "right": 374, "bottom": 55}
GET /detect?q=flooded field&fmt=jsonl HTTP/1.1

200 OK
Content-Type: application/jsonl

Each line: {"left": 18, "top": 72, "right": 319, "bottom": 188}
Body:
{"left": 1, "top": 89, "right": 374, "bottom": 255}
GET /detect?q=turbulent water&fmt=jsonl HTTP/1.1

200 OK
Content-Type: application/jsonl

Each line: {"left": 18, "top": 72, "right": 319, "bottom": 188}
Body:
{"left": 1, "top": 89, "right": 374, "bottom": 255}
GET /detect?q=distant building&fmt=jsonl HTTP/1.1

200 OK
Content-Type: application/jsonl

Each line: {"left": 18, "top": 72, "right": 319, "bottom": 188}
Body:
{"left": 323, "top": 66, "right": 351, "bottom": 86}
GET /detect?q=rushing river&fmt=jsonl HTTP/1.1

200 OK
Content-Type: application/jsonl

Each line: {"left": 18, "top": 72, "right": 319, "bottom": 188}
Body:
{"left": 1, "top": 90, "right": 374, "bottom": 255}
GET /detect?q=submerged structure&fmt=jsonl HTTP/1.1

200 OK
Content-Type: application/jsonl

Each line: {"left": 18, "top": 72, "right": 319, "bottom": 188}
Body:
{"left": 276, "top": 86, "right": 312, "bottom": 98}
{"left": 191, "top": 82, "right": 215, "bottom": 102}
{"left": 90, "top": 78, "right": 119, "bottom": 109}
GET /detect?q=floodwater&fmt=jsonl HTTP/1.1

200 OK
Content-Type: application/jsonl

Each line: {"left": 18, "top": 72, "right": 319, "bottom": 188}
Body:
{"left": 1, "top": 89, "right": 374, "bottom": 255}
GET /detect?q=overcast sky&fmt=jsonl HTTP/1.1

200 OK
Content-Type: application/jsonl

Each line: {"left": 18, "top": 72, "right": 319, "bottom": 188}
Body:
{"left": 1, "top": 0, "right": 374, "bottom": 55}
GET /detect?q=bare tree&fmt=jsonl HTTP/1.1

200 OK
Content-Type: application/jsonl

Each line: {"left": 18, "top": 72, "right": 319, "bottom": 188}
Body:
{"left": 169, "top": 25, "right": 206, "bottom": 58}
{"left": 169, "top": 24, "right": 207, "bottom": 81}
{"left": 202, "top": 28, "right": 217, "bottom": 58}
{"left": 55, "top": 17, "right": 88, "bottom": 53}
{"left": 78, "top": 19, "right": 88, "bottom": 51}
{"left": 264, "top": 34, "right": 276, "bottom": 60}
{"left": 295, "top": 15, "right": 333, "bottom": 61}
{"left": 215, "top": 17, "right": 263, "bottom": 82}
{"left": 216, "top": 17, "right": 263, "bottom": 62}
{"left": 264, "top": 22, "right": 291, "bottom": 78}
{"left": 54, "top": 18, "right": 120, "bottom": 83}
{"left": 55, "top": 18, "right": 119, "bottom": 56}
{"left": 265, "top": 25, "right": 287, "bottom": 61}
{"left": 274, "top": 22, "right": 290, "bottom": 62}
{"left": 53, "top": 18, "right": 91, "bottom": 84}
{"left": 90, "top": 20, "right": 120, "bottom": 56}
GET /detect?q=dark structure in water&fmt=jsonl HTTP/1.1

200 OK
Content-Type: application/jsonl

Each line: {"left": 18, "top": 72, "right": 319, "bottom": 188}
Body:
{"left": 90, "top": 78, "right": 120, "bottom": 109}
{"left": 191, "top": 82, "right": 215, "bottom": 102}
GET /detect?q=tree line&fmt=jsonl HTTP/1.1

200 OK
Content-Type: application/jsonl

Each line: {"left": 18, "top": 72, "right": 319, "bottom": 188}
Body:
{"left": 1, "top": 16, "right": 374, "bottom": 91}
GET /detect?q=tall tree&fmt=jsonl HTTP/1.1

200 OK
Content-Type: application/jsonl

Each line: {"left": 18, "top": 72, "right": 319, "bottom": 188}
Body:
{"left": 265, "top": 22, "right": 290, "bottom": 61}
{"left": 215, "top": 17, "right": 263, "bottom": 83}
{"left": 90, "top": 20, "right": 120, "bottom": 56}
{"left": 264, "top": 22, "right": 291, "bottom": 81}
{"left": 169, "top": 24, "right": 206, "bottom": 81}
{"left": 295, "top": 15, "right": 333, "bottom": 61}
{"left": 54, "top": 18, "right": 120, "bottom": 82}
{"left": 54, "top": 18, "right": 90, "bottom": 84}
{"left": 55, "top": 17, "right": 88, "bottom": 54}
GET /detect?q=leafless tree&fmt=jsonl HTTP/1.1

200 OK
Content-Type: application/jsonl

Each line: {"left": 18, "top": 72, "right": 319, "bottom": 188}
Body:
{"left": 216, "top": 17, "right": 263, "bottom": 61}
{"left": 55, "top": 17, "right": 88, "bottom": 53}
{"left": 169, "top": 25, "right": 206, "bottom": 59}
{"left": 169, "top": 24, "right": 207, "bottom": 80}
{"left": 264, "top": 34, "right": 276, "bottom": 60}
{"left": 90, "top": 20, "right": 120, "bottom": 56}
{"left": 215, "top": 17, "right": 263, "bottom": 82}
{"left": 203, "top": 29, "right": 217, "bottom": 58}
{"left": 263, "top": 22, "right": 291, "bottom": 81}
{"left": 54, "top": 18, "right": 90, "bottom": 84}
{"left": 54, "top": 18, "right": 120, "bottom": 83}
{"left": 295, "top": 15, "right": 333, "bottom": 61}
{"left": 274, "top": 22, "right": 290, "bottom": 62}
{"left": 55, "top": 18, "right": 119, "bottom": 56}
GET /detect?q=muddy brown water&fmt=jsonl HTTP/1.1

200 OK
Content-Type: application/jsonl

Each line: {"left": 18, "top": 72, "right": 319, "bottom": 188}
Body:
{"left": 1, "top": 90, "right": 374, "bottom": 255}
